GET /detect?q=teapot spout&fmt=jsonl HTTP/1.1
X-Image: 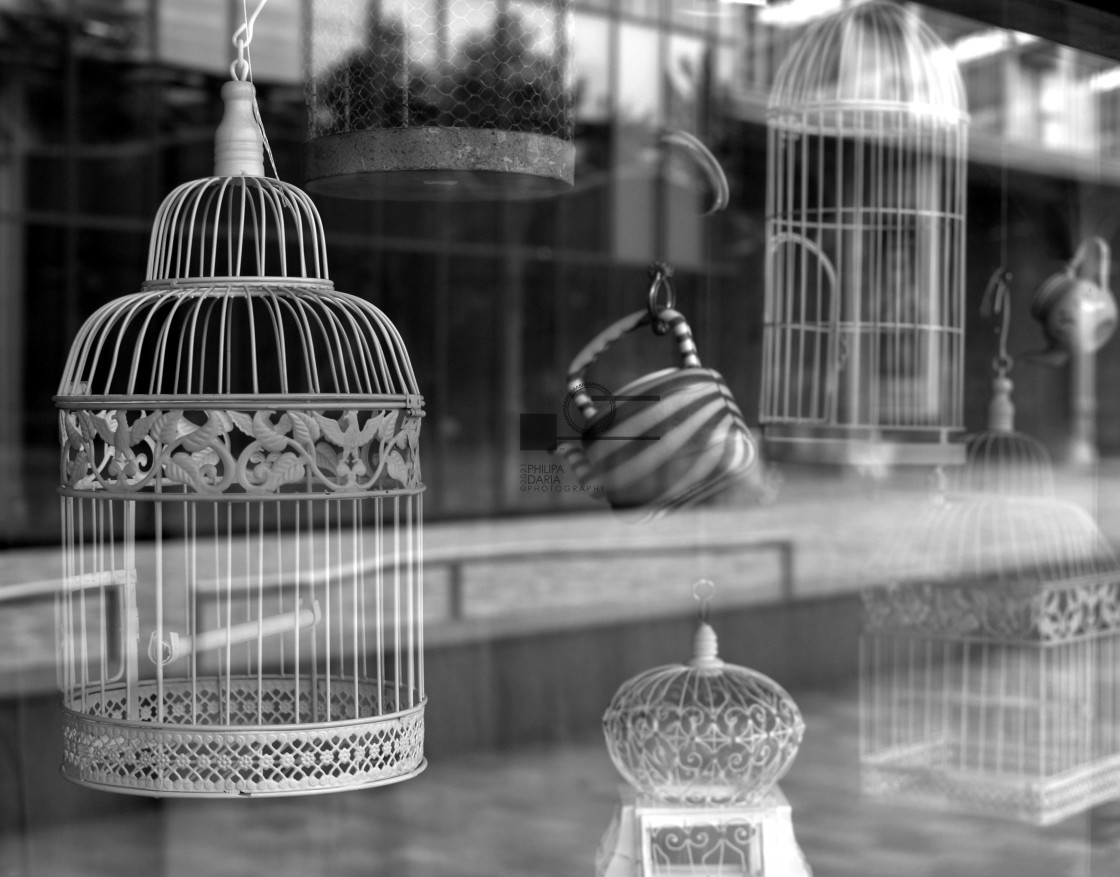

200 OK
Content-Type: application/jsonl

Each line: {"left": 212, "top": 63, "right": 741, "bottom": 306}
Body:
{"left": 1023, "top": 344, "right": 1070, "bottom": 368}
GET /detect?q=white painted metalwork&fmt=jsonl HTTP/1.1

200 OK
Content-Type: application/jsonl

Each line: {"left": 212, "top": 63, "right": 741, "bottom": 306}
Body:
{"left": 55, "top": 63, "right": 425, "bottom": 797}
{"left": 599, "top": 582, "right": 810, "bottom": 875}
{"left": 762, "top": 0, "right": 968, "bottom": 466}
{"left": 860, "top": 293, "right": 1120, "bottom": 823}
{"left": 602, "top": 582, "right": 804, "bottom": 807}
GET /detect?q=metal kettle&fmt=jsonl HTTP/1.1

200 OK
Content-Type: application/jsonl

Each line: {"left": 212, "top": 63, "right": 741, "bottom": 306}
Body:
{"left": 1029, "top": 237, "right": 1117, "bottom": 365}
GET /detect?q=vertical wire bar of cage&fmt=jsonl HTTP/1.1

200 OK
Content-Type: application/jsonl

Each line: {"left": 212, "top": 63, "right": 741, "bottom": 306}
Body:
{"left": 830, "top": 123, "right": 844, "bottom": 426}
{"left": 994, "top": 640, "right": 1009, "bottom": 776}
{"left": 416, "top": 491, "right": 424, "bottom": 700}
{"left": 188, "top": 500, "right": 198, "bottom": 725}
{"left": 958, "top": 641, "right": 970, "bottom": 772}
{"left": 153, "top": 500, "right": 166, "bottom": 723}
{"left": 95, "top": 500, "right": 107, "bottom": 703}
{"left": 123, "top": 500, "right": 139, "bottom": 721}
{"left": 223, "top": 504, "right": 233, "bottom": 724}
{"left": 256, "top": 502, "right": 264, "bottom": 725}
{"left": 324, "top": 499, "right": 332, "bottom": 720}
{"left": 358, "top": 499, "right": 368, "bottom": 695}
{"left": 309, "top": 497, "right": 320, "bottom": 724}
{"left": 406, "top": 493, "right": 415, "bottom": 709}
{"left": 243, "top": 501, "right": 253, "bottom": 691}
{"left": 978, "top": 641, "right": 991, "bottom": 774}
{"left": 375, "top": 495, "right": 384, "bottom": 715}
{"left": 1038, "top": 645, "right": 1048, "bottom": 783}
{"left": 848, "top": 119, "right": 865, "bottom": 428}
{"left": 394, "top": 495, "right": 402, "bottom": 713}
{"left": 781, "top": 132, "right": 796, "bottom": 421}
{"left": 274, "top": 501, "right": 285, "bottom": 699}
{"left": 796, "top": 112, "right": 810, "bottom": 421}
{"left": 58, "top": 498, "right": 69, "bottom": 696}
{"left": 75, "top": 499, "right": 89, "bottom": 714}
{"left": 858, "top": 632, "right": 869, "bottom": 759}
{"left": 762, "top": 127, "right": 775, "bottom": 422}
{"left": 293, "top": 500, "right": 302, "bottom": 723}
{"left": 352, "top": 497, "right": 360, "bottom": 720}
{"left": 814, "top": 124, "right": 827, "bottom": 420}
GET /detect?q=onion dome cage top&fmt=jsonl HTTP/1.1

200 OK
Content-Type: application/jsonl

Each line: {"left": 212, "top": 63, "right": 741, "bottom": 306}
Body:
{"left": 602, "top": 585, "right": 805, "bottom": 806}
{"left": 768, "top": 0, "right": 967, "bottom": 128}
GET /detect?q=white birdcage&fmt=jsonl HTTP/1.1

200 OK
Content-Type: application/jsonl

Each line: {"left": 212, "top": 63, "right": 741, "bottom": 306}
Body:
{"left": 860, "top": 302, "right": 1120, "bottom": 824}
{"left": 761, "top": 0, "right": 968, "bottom": 467}
{"left": 54, "top": 71, "right": 426, "bottom": 797}
{"left": 597, "top": 582, "right": 811, "bottom": 877}
{"left": 303, "top": 0, "right": 573, "bottom": 199}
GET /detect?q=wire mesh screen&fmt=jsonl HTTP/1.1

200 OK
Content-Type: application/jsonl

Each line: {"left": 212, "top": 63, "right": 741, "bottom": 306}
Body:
{"left": 761, "top": 1, "right": 967, "bottom": 466}
{"left": 304, "top": 0, "right": 574, "bottom": 198}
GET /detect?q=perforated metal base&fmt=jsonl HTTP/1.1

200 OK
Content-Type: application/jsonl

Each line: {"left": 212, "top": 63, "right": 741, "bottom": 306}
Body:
{"left": 863, "top": 744, "right": 1120, "bottom": 826}
{"left": 61, "top": 677, "right": 425, "bottom": 797}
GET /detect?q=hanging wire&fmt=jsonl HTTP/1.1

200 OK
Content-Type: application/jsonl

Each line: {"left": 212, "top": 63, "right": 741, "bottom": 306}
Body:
{"left": 692, "top": 578, "right": 715, "bottom": 623}
{"left": 981, "top": 268, "right": 1014, "bottom": 378}
{"left": 230, "top": 0, "right": 279, "bottom": 180}
{"left": 647, "top": 262, "right": 676, "bottom": 335}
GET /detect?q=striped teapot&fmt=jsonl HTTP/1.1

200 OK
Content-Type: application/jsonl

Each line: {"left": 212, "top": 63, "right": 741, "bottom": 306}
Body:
{"left": 557, "top": 300, "right": 757, "bottom": 520}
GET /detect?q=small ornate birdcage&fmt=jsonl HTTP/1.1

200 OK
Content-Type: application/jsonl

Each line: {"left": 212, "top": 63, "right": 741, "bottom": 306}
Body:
{"left": 304, "top": 0, "right": 574, "bottom": 199}
{"left": 597, "top": 583, "right": 811, "bottom": 877}
{"left": 761, "top": 0, "right": 968, "bottom": 467}
{"left": 55, "top": 64, "right": 426, "bottom": 796}
{"left": 860, "top": 304, "right": 1120, "bottom": 823}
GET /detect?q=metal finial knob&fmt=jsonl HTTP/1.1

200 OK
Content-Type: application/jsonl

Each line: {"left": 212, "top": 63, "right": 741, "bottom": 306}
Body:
{"left": 214, "top": 81, "right": 264, "bottom": 177}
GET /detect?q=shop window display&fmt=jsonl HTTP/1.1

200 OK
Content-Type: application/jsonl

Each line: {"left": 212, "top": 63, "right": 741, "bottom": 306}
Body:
{"left": 5, "top": 2, "right": 1120, "bottom": 875}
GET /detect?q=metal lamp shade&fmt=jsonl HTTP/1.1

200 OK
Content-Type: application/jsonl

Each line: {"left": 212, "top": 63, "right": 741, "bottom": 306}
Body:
{"left": 304, "top": 0, "right": 574, "bottom": 200}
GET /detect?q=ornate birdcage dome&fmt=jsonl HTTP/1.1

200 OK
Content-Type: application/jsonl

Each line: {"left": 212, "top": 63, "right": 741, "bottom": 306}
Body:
{"left": 602, "top": 585, "right": 805, "bottom": 806}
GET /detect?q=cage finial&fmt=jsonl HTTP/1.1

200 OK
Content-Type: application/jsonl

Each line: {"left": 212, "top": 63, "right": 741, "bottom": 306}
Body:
{"left": 213, "top": 81, "right": 265, "bottom": 177}
{"left": 690, "top": 579, "right": 723, "bottom": 671}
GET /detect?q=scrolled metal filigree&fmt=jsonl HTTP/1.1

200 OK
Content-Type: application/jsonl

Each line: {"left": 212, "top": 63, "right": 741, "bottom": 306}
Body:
{"left": 60, "top": 405, "right": 423, "bottom": 497}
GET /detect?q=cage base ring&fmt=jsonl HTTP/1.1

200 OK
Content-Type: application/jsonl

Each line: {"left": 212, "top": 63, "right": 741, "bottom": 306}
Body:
{"left": 61, "top": 677, "right": 425, "bottom": 797}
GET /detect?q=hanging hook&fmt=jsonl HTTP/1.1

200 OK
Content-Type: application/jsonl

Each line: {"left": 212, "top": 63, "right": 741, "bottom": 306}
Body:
{"left": 229, "top": 0, "right": 270, "bottom": 81}
{"left": 692, "top": 579, "right": 716, "bottom": 623}
{"left": 981, "top": 267, "right": 1014, "bottom": 377}
{"left": 660, "top": 129, "right": 730, "bottom": 216}
{"left": 648, "top": 262, "right": 676, "bottom": 335}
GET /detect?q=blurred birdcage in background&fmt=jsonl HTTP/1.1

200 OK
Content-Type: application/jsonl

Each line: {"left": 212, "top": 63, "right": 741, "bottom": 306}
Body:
{"left": 55, "top": 80, "right": 426, "bottom": 797}
{"left": 860, "top": 346, "right": 1120, "bottom": 824}
{"left": 304, "top": 0, "right": 574, "bottom": 199}
{"left": 761, "top": 0, "right": 968, "bottom": 467}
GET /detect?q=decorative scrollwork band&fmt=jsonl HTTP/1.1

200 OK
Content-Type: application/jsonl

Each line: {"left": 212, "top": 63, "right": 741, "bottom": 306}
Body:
{"left": 59, "top": 406, "right": 423, "bottom": 496}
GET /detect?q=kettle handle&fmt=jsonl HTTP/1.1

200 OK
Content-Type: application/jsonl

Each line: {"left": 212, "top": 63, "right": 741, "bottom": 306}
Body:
{"left": 566, "top": 307, "right": 702, "bottom": 423}
{"left": 1070, "top": 236, "right": 1111, "bottom": 290}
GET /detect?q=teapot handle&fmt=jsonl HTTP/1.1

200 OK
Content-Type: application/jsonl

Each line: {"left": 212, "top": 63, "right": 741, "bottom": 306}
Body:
{"left": 566, "top": 307, "right": 702, "bottom": 423}
{"left": 1070, "top": 236, "right": 1111, "bottom": 290}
